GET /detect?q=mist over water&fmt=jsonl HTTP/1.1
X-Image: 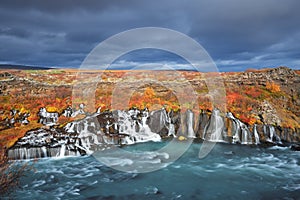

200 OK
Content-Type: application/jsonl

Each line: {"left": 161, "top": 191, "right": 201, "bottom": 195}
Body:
{"left": 8, "top": 141, "right": 300, "bottom": 200}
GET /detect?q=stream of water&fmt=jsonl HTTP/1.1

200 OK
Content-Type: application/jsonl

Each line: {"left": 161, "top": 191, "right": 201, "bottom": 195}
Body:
{"left": 5, "top": 141, "right": 300, "bottom": 200}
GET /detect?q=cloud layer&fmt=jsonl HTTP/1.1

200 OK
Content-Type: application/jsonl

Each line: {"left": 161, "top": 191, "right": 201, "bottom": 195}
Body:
{"left": 0, "top": 0, "right": 299, "bottom": 71}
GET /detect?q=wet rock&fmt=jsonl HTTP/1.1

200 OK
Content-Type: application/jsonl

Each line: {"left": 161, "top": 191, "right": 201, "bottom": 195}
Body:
{"left": 290, "top": 144, "right": 300, "bottom": 151}
{"left": 196, "top": 111, "right": 210, "bottom": 138}
{"left": 7, "top": 107, "right": 300, "bottom": 160}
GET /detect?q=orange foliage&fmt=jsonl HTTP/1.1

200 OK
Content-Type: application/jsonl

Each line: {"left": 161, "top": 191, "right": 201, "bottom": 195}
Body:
{"left": 244, "top": 86, "right": 262, "bottom": 99}
{"left": 239, "top": 114, "right": 257, "bottom": 125}
{"left": 0, "top": 121, "right": 41, "bottom": 149}
{"left": 266, "top": 81, "right": 281, "bottom": 93}
{"left": 144, "top": 87, "right": 155, "bottom": 100}
{"left": 225, "top": 86, "right": 262, "bottom": 125}
{"left": 226, "top": 92, "right": 243, "bottom": 105}
{"left": 129, "top": 87, "right": 159, "bottom": 109}
{"left": 1, "top": 69, "right": 298, "bottom": 139}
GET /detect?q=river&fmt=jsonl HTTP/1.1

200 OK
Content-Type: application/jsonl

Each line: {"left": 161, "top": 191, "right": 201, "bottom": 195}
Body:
{"left": 6, "top": 141, "right": 300, "bottom": 200}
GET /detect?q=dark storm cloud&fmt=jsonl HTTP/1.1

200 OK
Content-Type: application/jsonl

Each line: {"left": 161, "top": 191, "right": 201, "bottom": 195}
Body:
{"left": 185, "top": 0, "right": 300, "bottom": 70}
{"left": 0, "top": 0, "right": 299, "bottom": 71}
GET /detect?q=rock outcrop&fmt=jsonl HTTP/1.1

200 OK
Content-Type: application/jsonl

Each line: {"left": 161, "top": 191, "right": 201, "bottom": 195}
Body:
{"left": 8, "top": 108, "right": 300, "bottom": 160}
{"left": 2, "top": 66, "right": 300, "bottom": 160}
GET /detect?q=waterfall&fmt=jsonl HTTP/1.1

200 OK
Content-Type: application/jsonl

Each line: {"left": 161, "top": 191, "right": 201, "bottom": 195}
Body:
{"left": 7, "top": 146, "right": 76, "bottom": 160}
{"left": 267, "top": 126, "right": 282, "bottom": 144}
{"left": 115, "top": 109, "right": 161, "bottom": 144}
{"left": 8, "top": 147, "right": 27, "bottom": 159}
{"left": 167, "top": 124, "right": 176, "bottom": 137}
{"left": 160, "top": 108, "right": 167, "bottom": 129}
{"left": 203, "top": 109, "right": 225, "bottom": 142}
{"left": 8, "top": 108, "right": 291, "bottom": 160}
{"left": 41, "top": 146, "right": 47, "bottom": 157}
{"left": 269, "top": 126, "right": 275, "bottom": 142}
{"left": 166, "top": 110, "right": 176, "bottom": 138}
{"left": 226, "top": 112, "right": 241, "bottom": 143}
{"left": 59, "top": 144, "right": 66, "bottom": 157}
{"left": 253, "top": 124, "right": 260, "bottom": 144}
{"left": 186, "top": 110, "right": 196, "bottom": 138}
{"left": 226, "top": 112, "right": 254, "bottom": 144}
{"left": 241, "top": 125, "right": 253, "bottom": 145}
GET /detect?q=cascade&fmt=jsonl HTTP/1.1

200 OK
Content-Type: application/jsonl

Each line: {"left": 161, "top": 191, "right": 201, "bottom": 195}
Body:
{"left": 7, "top": 108, "right": 292, "bottom": 160}
{"left": 226, "top": 112, "right": 241, "bottom": 143}
{"left": 186, "top": 110, "right": 196, "bottom": 138}
{"left": 59, "top": 144, "right": 66, "bottom": 157}
{"left": 253, "top": 124, "right": 260, "bottom": 144}
{"left": 269, "top": 126, "right": 274, "bottom": 142}
{"left": 165, "top": 110, "right": 176, "bottom": 137}
{"left": 203, "top": 109, "right": 225, "bottom": 142}
{"left": 241, "top": 125, "right": 253, "bottom": 145}
{"left": 267, "top": 126, "right": 282, "bottom": 144}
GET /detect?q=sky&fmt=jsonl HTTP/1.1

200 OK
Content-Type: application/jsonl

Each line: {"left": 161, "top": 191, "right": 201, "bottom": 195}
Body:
{"left": 0, "top": 0, "right": 299, "bottom": 72}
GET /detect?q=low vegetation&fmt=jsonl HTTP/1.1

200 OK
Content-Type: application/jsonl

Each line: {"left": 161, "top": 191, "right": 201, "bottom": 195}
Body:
{"left": 0, "top": 67, "right": 299, "bottom": 151}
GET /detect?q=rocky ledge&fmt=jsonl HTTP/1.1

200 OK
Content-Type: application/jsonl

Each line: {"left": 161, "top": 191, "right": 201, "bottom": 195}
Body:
{"left": 8, "top": 107, "right": 300, "bottom": 160}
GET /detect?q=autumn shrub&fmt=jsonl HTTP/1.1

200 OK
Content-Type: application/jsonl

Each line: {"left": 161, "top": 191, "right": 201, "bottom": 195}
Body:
{"left": 266, "top": 81, "right": 281, "bottom": 93}
{"left": 244, "top": 86, "right": 262, "bottom": 99}
{"left": 0, "top": 149, "right": 30, "bottom": 196}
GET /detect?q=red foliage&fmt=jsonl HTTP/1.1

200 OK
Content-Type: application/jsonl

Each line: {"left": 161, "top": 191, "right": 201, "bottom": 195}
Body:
{"left": 244, "top": 86, "right": 262, "bottom": 99}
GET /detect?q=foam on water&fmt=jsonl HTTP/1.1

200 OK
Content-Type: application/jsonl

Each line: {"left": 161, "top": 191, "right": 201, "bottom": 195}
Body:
{"left": 100, "top": 157, "right": 134, "bottom": 167}
{"left": 268, "top": 145, "right": 289, "bottom": 150}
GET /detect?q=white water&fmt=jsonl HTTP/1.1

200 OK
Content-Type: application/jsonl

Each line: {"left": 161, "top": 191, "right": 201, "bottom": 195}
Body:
{"left": 8, "top": 108, "right": 293, "bottom": 161}
{"left": 227, "top": 112, "right": 254, "bottom": 144}
{"left": 166, "top": 110, "right": 176, "bottom": 137}
{"left": 254, "top": 124, "right": 260, "bottom": 144}
{"left": 115, "top": 109, "right": 161, "bottom": 145}
{"left": 186, "top": 110, "right": 196, "bottom": 138}
{"left": 63, "top": 109, "right": 162, "bottom": 155}
{"left": 227, "top": 112, "right": 241, "bottom": 143}
{"left": 269, "top": 126, "right": 282, "bottom": 144}
{"left": 204, "top": 109, "right": 224, "bottom": 142}
{"left": 268, "top": 126, "right": 275, "bottom": 142}
{"left": 59, "top": 144, "right": 66, "bottom": 157}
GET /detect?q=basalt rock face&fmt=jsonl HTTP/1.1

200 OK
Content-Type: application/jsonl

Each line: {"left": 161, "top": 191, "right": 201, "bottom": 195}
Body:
{"left": 7, "top": 128, "right": 83, "bottom": 160}
{"left": 8, "top": 109, "right": 162, "bottom": 160}
{"left": 8, "top": 108, "right": 300, "bottom": 160}
{"left": 225, "top": 67, "right": 300, "bottom": 123}
{"left": 225, "top": 67, "right": 299, "bottom": 87}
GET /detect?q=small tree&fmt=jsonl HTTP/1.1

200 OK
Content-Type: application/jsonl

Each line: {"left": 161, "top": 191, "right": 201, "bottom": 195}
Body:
{"left": 0, "top": 149, "right": 29, "bottom": 196}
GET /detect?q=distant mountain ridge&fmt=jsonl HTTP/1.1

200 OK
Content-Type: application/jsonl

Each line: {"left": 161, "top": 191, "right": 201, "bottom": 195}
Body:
{"left": 0, "top": 64, "right": 52, "bottom": 70}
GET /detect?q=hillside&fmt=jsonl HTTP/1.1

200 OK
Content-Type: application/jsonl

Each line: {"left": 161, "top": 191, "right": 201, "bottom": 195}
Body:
{"left": 0, "top": 66, "right": 299, "bottom": 148}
